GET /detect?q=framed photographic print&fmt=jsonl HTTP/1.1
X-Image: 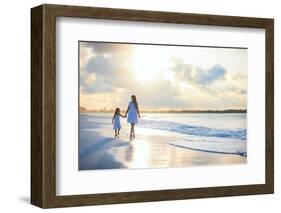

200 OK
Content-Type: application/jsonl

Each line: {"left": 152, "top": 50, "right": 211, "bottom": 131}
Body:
{"left": 31, "top": 4, "right": 274, "bottom": 208}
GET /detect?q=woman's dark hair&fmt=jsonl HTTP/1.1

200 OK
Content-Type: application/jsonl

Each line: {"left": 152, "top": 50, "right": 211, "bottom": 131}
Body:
{"left": 131, "top": 95, "right": 139, "bottom": 111}
{"left": 114, "top": 108, "right": 120, "bottom": 117}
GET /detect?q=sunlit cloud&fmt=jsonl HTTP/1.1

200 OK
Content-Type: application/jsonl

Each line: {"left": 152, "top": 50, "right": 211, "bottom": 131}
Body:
{"left": 79, "top": 42, "right": 247, "bottom": 110}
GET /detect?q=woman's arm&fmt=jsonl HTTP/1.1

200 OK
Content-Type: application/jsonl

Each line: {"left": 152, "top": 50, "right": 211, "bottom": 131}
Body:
{"left": 125, "top": 105, "right": 130, "bottom": 117}
{"left": 112, "top": 115, "right": 115, "bottom": 124}
{"left": 137, "top": 106, "right": 140, "bottom": 118}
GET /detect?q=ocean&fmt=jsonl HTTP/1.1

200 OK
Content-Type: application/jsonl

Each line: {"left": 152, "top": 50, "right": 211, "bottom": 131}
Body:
{"left": 81, "top": 113, "right": 247, "bottom": 157}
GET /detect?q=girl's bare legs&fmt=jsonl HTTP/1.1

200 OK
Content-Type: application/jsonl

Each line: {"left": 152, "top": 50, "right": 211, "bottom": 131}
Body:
{"left": 117, "top": 128, "right": 120, "bottom": 135}
{"left": 115, "top": 129, "right": 118, "bottom": 138}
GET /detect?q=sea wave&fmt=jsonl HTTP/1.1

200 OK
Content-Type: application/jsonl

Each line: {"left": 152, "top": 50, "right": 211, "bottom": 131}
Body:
{"left": 139, "top": 118, "right": 247, "bottom": 140}
{"left": 167, "top": 140, "right": 247, "bottom": 157}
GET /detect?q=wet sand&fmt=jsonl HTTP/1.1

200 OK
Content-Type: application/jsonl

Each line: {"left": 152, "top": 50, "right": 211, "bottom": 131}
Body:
{"left": 79, "top": 124, "right": 246, "bottom": 170}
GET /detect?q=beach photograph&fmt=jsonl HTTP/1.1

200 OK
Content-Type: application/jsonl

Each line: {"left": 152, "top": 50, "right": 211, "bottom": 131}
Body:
{"left": 79, "top": 41, "right": 247, "bottom": 170}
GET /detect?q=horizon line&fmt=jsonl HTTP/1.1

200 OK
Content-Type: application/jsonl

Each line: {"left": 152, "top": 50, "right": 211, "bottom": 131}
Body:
{"left": 80, "top": 106, "right": 247, "bottom": 113}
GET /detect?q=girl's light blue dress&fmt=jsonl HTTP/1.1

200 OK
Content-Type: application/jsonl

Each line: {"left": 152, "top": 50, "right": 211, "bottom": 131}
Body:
{"left": 113, "top": 115, "right": 121, "bottom": 130}
{"left": 127, "top": 101, "right": 138, "bottom": 124}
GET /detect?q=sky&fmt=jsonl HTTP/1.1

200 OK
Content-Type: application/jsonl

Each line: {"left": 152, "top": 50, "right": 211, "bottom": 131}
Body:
{"left": 79, "top": 42, "right": 247, "bottom": 111}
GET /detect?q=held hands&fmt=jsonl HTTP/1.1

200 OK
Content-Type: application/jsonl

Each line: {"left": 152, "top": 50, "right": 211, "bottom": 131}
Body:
{"left": 121, "top": 113, "right": 127, "bottom": 118}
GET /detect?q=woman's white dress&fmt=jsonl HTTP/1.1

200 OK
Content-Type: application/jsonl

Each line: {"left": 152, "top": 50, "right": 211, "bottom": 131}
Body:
{"left": 127, "top": 101, "right": 138, "bottom": 124}
{"left": 113, "top": 115, "right": 121, "bottom": 130}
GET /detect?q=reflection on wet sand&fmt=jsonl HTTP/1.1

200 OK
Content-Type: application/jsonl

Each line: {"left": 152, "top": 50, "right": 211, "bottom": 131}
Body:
{"left": 109, "top": 131, "right": 246, "bottom": 170}
{"left": 79, "top": 123, "right": 246, "bottom": 170}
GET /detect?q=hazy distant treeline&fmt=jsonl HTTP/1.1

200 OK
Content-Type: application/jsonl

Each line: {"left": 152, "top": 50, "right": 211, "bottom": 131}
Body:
{"left": 80, "top": 106, "right": 246, "bottom": 113}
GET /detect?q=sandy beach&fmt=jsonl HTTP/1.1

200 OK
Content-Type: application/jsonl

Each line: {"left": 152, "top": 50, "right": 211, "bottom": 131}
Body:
{"left": 79, "top": 113, "right": 246, "bottom": 170}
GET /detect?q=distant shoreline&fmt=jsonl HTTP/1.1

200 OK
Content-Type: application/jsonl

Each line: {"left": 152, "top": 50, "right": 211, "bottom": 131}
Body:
{"left": 80, "top": 108, "right": 247, "bottom": 114}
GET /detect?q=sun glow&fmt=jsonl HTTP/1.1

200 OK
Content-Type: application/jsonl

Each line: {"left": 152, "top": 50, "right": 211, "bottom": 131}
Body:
{"left": 132, "top": 46, "right": 171, "bottom": 84}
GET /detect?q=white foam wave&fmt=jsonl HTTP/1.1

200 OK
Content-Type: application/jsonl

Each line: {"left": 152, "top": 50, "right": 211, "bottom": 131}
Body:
{"left": 167, "top": 139, "right": 246, "bottom": 157}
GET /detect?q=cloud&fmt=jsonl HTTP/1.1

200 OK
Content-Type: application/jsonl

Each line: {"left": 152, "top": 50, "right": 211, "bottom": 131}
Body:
{"left": 128, "top": 73, "right": 187, "bottom": 109}
{"left": 80, "top": 57, "right": 135, "bottom": 94}
{"left": 79, "top": 45, "right": 93, "bottom": 69}
{"left": 80, "top": 43, "right": 136, "bottom": 94}
{"left": 170, "top": 58, "right": 226, "bottom": 87}
{"left": 80, "top": 42, "right": 133, "bottom": 59}
{"left": 85, "top": 55, "right": 116, "bottom": 75}
{"left": 195, "top": 64, "right": 226, "bottom": 85}
{"left": 79, "top": 42, "right": 247, "bottom": 110}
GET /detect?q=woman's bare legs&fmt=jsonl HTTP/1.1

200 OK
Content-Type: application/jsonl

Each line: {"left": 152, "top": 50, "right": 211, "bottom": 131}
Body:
{"left": 130, "top": 123, "right": 135, "bottom": 140}
{"left": 132, "top": 123, "right": 135, "bottom": 137}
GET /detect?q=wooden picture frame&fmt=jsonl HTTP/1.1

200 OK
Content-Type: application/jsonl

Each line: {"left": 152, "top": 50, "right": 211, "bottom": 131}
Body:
{"left": 31, "top": 4, "right": 274, "bottom": 208}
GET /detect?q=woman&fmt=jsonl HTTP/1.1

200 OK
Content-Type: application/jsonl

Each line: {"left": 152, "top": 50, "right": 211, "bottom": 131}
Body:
{"left": 125, "top": 95, "right": 141, "bottom": 140}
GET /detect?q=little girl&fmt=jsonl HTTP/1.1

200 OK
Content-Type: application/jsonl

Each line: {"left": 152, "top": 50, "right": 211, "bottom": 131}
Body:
{"left": 112, "top": 108, "right": 126, "bottom": 138}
